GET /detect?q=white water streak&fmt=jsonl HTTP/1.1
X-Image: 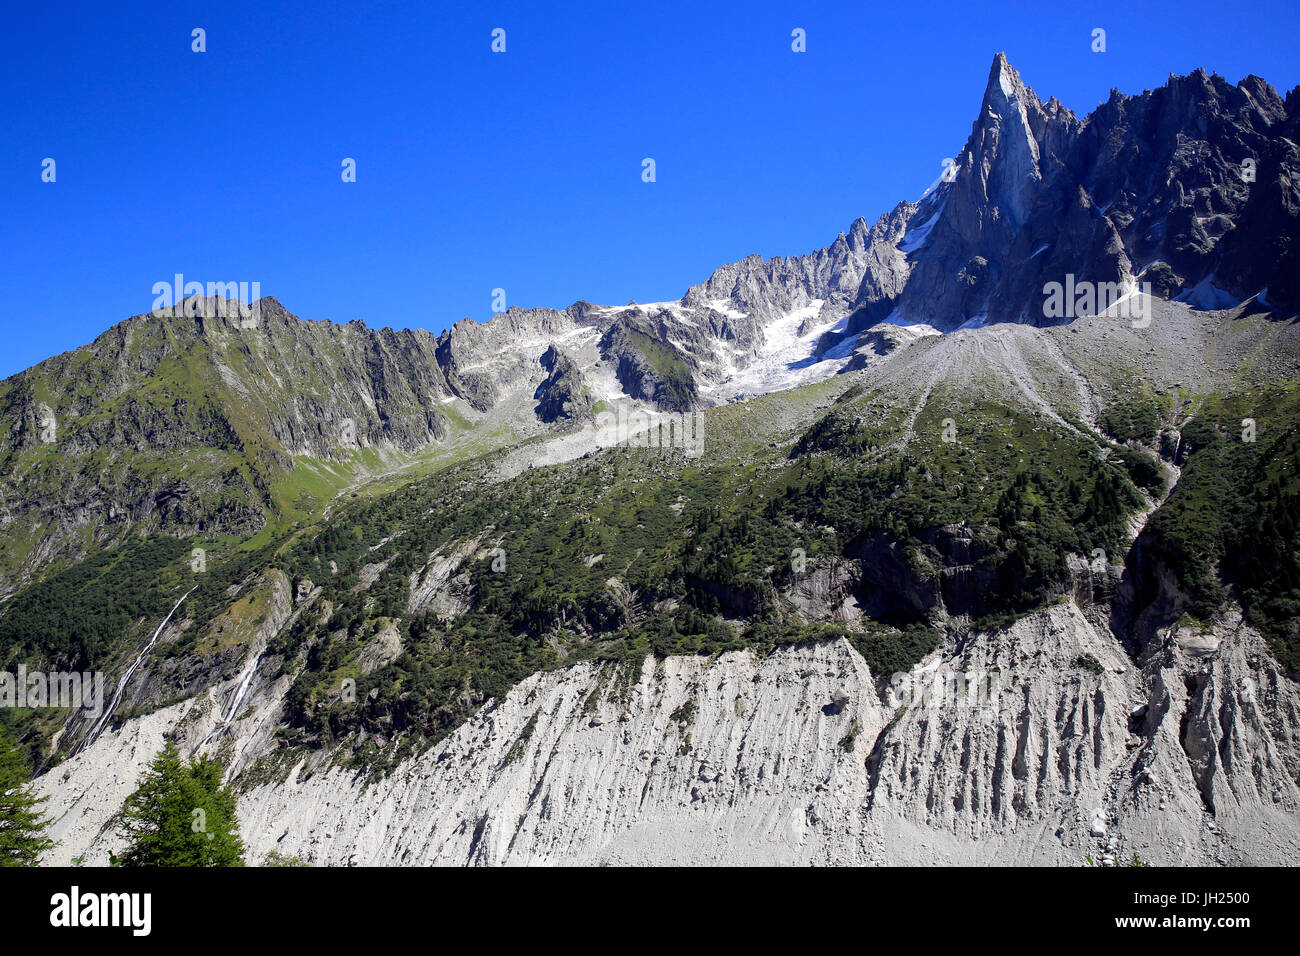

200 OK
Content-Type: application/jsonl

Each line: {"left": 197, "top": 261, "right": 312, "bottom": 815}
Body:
{"left": 81, "top": 587, "right": 196, "bottom": 751}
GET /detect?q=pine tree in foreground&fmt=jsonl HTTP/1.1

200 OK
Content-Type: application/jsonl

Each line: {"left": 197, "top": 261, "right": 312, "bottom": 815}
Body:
{"left": 0, "top": 727, "right": 54, "bottom": 866}
{"left": 115, "top": 742, "right": 244, "bottom": 866}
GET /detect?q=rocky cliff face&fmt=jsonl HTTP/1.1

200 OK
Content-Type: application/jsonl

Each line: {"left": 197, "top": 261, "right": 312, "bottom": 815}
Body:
{"left": 533, "top": 345, "right": 593, "bottom": 423}
{"left": 854, "top": 54, "right": 1300, "bottom": 333}
{"left": 36, "top": 601, "right": 1299, "bottom": 866}
{"left": 683, "top": 213, "right": 883, "bottom": 327}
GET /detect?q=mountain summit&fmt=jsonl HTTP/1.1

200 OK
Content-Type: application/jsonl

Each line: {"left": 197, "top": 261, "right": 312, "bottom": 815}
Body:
{"left": 842, "top": 53, "right": 1300, "bottom": 334}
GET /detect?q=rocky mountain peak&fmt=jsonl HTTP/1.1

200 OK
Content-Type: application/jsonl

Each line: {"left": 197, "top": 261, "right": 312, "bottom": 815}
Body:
{"left": 848, "top": 216, "right": 870, "bottom": 250}
{"left": 969, "top": 53, "right": 1060, "bottom": 228}
{"left": 845, "top": 55, "right": 1300, "bottom": 333}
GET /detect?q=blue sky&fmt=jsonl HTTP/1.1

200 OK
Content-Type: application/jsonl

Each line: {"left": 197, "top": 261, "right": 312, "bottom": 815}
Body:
{"left": 3, "top": 0, "right": 1298, "bottom": 378}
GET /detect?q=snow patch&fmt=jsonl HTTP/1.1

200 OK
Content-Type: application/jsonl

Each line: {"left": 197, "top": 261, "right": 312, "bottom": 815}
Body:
{"left": 705, "top": 299, "right": 748, "bottom": 320}
{"left": 1175, "top": 274, "right": 1242, "bottom": 311}
{"left": 703, "top": 301, "right": 861, "bottom": 401}
{"left": 899, "top": 204, "right": 943, "bottom": 253}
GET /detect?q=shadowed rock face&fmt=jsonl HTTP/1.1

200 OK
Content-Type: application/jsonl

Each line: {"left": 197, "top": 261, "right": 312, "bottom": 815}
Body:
{"left": 851, "top": 54, "right": 1300, "bottom": 333}
{"left": 598, "top": 318, "right": 700, "bottom": 412}
{"left": 534, "top": 345, "right": 592, "bottom": 423}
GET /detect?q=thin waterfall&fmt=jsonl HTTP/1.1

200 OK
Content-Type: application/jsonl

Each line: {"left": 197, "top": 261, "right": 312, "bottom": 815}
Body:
{"left": 81, "top": 587, "right": 196, "bottom": 752}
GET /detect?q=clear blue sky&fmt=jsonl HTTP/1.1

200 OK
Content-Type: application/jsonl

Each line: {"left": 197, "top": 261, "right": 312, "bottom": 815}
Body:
{"left": 3, "top": 0, "right": 1298, "bottom": 378}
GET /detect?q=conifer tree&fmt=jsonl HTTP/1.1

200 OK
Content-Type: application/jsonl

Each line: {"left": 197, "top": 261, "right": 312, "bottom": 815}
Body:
{"left": 115, "top": 742, "right": 244, "bottom": 866}
{"left": 0, "top": 726, "right": 54, "bottom": 866}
